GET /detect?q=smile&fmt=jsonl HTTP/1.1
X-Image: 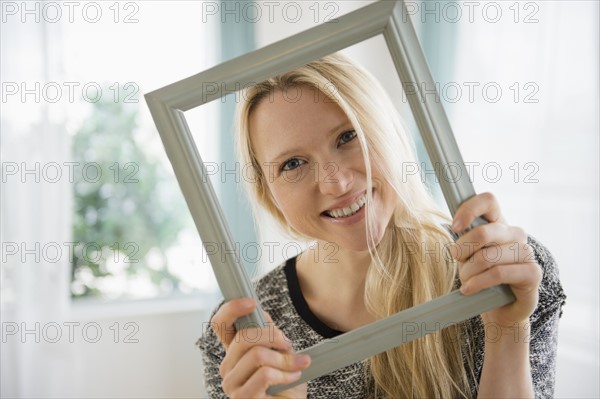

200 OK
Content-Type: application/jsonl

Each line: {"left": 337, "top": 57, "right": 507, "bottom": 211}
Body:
{"left": 323, "top": 193, "right": 367, "bottom": 219}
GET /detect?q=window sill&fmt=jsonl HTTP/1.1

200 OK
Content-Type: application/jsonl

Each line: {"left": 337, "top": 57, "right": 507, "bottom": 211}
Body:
{"left": 68, "top": 291, "right": 222, "bottom": 321}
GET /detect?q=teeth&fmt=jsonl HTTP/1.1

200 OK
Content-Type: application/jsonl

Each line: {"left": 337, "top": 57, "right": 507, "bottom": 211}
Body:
{"left": 326, "top": 194, "right": 366, "bottom": 219}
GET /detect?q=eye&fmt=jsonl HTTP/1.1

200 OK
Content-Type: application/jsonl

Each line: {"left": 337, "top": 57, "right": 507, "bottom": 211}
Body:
{"left": 338, "top": 130, "right": 357, "bottom": 146}
{"left": 281, "top": 158, "right": 305, "bottom": 172}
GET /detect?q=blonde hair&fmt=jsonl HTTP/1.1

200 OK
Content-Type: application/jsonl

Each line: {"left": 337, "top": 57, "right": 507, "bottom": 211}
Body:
{"left": 235, "top": 53, "right": 472, "bottom": 398}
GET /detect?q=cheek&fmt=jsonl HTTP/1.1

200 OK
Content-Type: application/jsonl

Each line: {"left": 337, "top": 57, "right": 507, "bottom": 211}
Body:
{"left": 269, "top": 183, "right": 313, "bottom": 225}
{"left": 268, "top": 183, "right": 297, "bottom": 216}
{"left": 379, "top": 182, "right": 396, "bottom": 209}
{"left": 371, "top": 178, "right": 397, "bottom": 223}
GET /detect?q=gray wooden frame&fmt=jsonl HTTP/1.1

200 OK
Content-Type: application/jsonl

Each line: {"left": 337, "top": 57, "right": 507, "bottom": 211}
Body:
{"left": 144, "top": 0, "right": 514, "bottom": 393}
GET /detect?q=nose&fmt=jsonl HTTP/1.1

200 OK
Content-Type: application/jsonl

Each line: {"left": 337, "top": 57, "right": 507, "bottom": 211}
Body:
{"left": 317, "top": 160, "right": 354, "bottom": 197}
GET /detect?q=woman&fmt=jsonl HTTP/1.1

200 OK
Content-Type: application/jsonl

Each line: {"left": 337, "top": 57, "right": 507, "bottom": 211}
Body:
{"left": 198, "top": 53, "right": 565, "bottom": 398}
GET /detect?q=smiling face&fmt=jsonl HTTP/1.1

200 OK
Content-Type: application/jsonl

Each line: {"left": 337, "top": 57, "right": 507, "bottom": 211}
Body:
{"left": 248, "top": 85, "right": 397, "bottom": 252}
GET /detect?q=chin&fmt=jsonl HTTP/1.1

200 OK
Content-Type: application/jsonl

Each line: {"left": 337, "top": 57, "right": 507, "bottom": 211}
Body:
{"left": 340, "top": 230, "right": 385, "bottom": 253}
{"left": 341, "top": 241, "right": 370, "bottom": 253}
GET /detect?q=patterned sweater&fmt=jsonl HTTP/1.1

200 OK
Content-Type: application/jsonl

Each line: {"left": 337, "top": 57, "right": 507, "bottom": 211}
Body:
{"left": 197, "top": 235, "right": 566, "bottom": 398}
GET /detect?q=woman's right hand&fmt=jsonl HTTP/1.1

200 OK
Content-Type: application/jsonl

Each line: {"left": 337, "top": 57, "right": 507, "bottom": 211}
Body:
{"left": 211, "top": 298, "right": 310, "bottom": 398}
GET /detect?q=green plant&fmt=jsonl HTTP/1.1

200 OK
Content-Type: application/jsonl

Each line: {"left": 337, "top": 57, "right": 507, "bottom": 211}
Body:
{"left": 71, "top": 95, "right": 191, "bottom": 299}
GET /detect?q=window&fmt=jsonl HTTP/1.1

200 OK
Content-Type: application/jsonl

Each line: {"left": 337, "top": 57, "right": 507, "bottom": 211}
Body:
{"left": 59, "top": 3, "right": 225, "bottom": 301}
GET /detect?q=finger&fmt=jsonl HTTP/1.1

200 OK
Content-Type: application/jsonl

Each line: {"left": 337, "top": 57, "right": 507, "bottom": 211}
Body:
{"left": 263, "top": 311, "right": 274, "bottom": 324}
{"left": 220, "top": 326, "right": 293, "bottom": 377}
{"left": 452, "top": 192, "right": 505, "bottom": 233}
{"left": 211, "top": 298, "right": 256, "bottom": 350}
{"left": 261, "top": 311, "right": 294, "bottom": 348}
{"left": 459, "top": 242, "right": 535, "bottom": 283}
{"left": 222, "top": 347, "right": 310, "bottom": 393}
{"left": 453, "top": 224, "right": 528, "bottom": 262}
{"left": 460, "top": 262, "right": 542, "bottom": 295}
{"left": 238, "top": 366, "right": 303, "bottom": 398}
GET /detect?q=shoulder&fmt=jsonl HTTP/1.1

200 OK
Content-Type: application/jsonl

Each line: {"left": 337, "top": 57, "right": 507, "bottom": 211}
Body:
{"left": 196, "top": 262, "right": 289, "bottom": 348}
{"left": 195, "top": 262, "right": 292, "bottom": 398}
{"left": 465, "top": 234, "right": 565, "bottom": 396}
{"left": 253, "top": 261, "right": 289, "bottom": 306}
{"left": 524, "top": 234, "right": 566, "bottom": 396}
{"left": 527, "top": 234, "right": 566, "bottom": 317}
{"left": 446, "top": 223, "right": 566, "bottom": 312}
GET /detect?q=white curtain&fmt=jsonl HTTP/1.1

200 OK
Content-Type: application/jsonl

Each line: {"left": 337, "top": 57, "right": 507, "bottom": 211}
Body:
{"left": 1, "top": 14, "right": 73, "bottom": 397}
{"left": 447, "top": 3, "right": 599, "bottom": 396}
{"left": 1, "top": 2, "right": 221, "bottom": 397}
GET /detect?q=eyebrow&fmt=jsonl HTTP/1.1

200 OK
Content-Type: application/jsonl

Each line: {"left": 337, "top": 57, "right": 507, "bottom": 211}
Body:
{"left": 269, "top": 121, "right": 354, "bottom": 163}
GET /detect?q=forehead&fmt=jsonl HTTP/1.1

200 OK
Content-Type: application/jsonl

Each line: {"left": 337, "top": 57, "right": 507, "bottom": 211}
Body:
{"left": 248, "top": 86, "right": 349, "bottom": 162}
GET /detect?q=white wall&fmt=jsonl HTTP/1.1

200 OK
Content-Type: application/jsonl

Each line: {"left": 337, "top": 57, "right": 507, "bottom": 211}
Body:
{"left": 2, "top": 302, "right": 210, "bottom": 398}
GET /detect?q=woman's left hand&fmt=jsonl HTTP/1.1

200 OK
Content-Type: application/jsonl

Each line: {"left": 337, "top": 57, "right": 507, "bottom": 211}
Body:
{"left": 451, "top": 192, "right": 542, "bottom": 328}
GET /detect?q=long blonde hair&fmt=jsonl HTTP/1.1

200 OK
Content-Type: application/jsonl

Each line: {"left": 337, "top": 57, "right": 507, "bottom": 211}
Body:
{"left": 235, "top": 53, "right": 472, "bottom": 398}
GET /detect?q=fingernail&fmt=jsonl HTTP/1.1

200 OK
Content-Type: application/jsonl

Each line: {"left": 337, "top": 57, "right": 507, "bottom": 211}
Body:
{"left": 289, "top": 371, "right": 302, "bottom": 380}
{"left": 240, "top": 298, "right": 255, "bottom": 308}
{"left": 452, "top": 219, "right": 461, "bottom": 232}
{"left": 294, "top": 355, "right": 310, "bottom": 367}
{"left": 281, "top": 338, "right": 293, "bottom": 350}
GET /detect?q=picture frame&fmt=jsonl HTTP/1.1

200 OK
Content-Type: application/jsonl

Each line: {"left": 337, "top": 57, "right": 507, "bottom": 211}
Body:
{"left": 144, "top": 0, "right": 514, "bottom": 393}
